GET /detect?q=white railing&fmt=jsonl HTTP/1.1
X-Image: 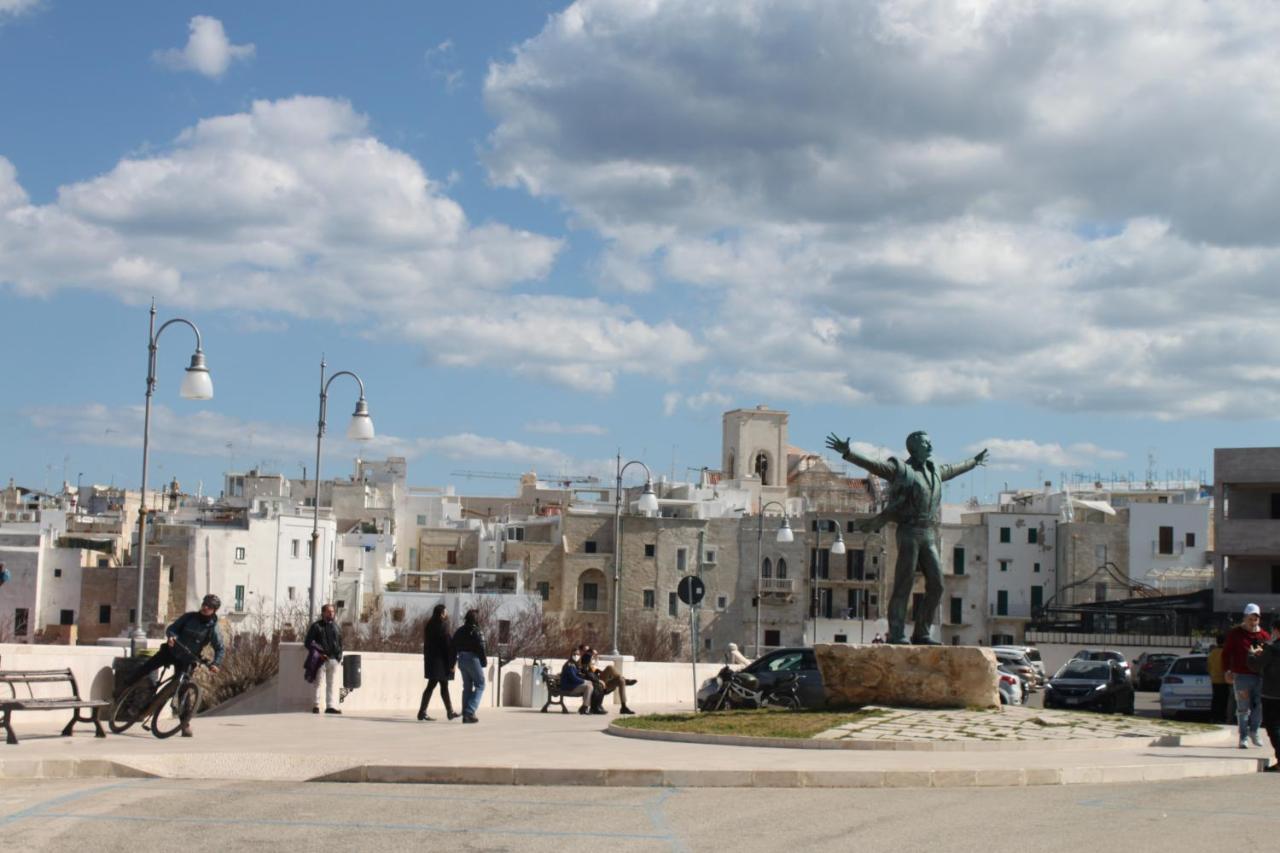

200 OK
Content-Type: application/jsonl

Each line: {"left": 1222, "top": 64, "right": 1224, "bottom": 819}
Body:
{"left": 760, "top": 578, "right": 795, "bottom": 593}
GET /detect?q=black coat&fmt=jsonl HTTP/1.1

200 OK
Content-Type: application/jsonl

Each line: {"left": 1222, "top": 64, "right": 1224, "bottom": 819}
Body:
{"left": 423, "top": 618, "right": 455, "bottom": 681}
{"left": 452, "top": 623, "right": 488, "bottom": 668}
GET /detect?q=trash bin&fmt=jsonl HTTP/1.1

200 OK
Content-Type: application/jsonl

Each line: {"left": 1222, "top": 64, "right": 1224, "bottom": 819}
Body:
{"left": 525, "top": 661, "right": 548, "bottom": 710}
{"left": 342, "top": 653, "right": 362, "bottom": 690}
{"left": 112, "top": 653, "right": 158, "bottom": 697}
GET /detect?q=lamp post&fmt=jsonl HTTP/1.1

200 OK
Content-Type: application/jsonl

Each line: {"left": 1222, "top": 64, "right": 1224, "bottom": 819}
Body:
{"left": 308, "top": 358, "right": 375, "bottom": 622}
{"left": 133, "top": 301, "right": 213, "bottom": 656}
{"left": 810, "top": 517, "right": 846, "bottom": 646}
{"left": 611, "top": 454, "right": 659, "bottom": 656}
{"left": 755, "top": 500, "right": 793, "bottom": 658}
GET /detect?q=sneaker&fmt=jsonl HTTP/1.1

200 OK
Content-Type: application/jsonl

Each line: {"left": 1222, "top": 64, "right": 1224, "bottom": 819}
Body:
{"left": 312, "top": 706, "right": 320, "bottom": 714}
{"left": 446, "top": 711, "right": 460, "bottom": 721}
{"left": 180, "top": 725, "right": 193, "bottom": 738}
{"left": 579, "top": 707, "right": 589, "bottom": 715}
{"left": 462, "top": 714, "right": 478, "bottom": 724}
{"left": 417, "top": 712, "right": 432, "bottom": 721}
{"left": 1251, "top": 733, "right": 1264, "bottom": 748}
{"left": 1240, "top": 737, "right": 1249, "bottom": 749}
{"left": 325, "top": 708, "right": 342, "bottom": 715}
{"left": 619, "top": 706, "right": 635, "bottom": 715}
{"left": 624, "top": 679, "right": 638, "bottom": 686}
{"left": 591, "top": 708, "right": 608, "bottom": 715}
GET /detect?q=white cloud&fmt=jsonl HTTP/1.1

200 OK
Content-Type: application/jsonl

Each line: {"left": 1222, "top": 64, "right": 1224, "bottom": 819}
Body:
{"left": 154, "top": 15, "right": 255, "bottom": 79}
{"left": 482, "top": 0, "right": 1280, "bottom": 419}
{"left": 425, "top": 39, "right": 463, "bottom": 92}
{"left": 968, "top": 438, "right": 1127, "bottom": 468}
{"left": 523, "top": 420, "right": 608, "bottom": 436}
{"left": 0, "top": 0, "right": 41, "bottom": 19}
{"left": 0, "top": 96, "right": 698, "bottom": 392}
{"left": 661, "top": 389, "right": 732, "bottom": 416}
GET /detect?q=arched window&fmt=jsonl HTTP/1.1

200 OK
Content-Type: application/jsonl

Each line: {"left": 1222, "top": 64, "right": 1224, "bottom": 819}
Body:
{"left": 776, "top": 558, "right": 788, "bottom": 579}
{"left": 754, "top": 452, "right": 770, "bottom": 486}
{"left": 726, "top": 451, "right": 736, "bottom": 478}
{"left": 577, "top": 568, "right": 607, "bottom": 612}
{"left": 761, "top": 557, "right": 773, "bottom": 579}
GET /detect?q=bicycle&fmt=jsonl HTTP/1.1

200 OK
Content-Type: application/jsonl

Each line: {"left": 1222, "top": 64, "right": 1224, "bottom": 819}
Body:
{"left": 108, "top": 640, "right": 211, "bottom": 738}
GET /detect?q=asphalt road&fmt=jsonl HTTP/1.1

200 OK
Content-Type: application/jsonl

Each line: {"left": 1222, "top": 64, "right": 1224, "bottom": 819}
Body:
{"left": 3, "top": 774, "right": 1277, "bottom": 853}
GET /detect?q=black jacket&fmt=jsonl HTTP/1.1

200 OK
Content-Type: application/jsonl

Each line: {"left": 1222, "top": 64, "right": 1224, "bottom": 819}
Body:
{"left": 305, "top": 618, "right": 343, "bottom": 661}
{"left": 423, "top": 618, "right": 455, "bottom": 681}
{"left": 166, "top": 611, "right": 225, "bottom": 666}
{"left": 452, "top": 623, "right": 487, "bottom": 667}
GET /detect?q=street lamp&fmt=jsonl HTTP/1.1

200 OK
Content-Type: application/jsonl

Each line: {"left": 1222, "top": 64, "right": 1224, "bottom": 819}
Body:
{"left": 308, "top": 358, "right": 375, "bottom": 622}
{"left": 133, "top": 301, "right": 213, "bottom": 655}
{"left": 755, "top": 501, "right": 792, "bottom": 658}
{"left": 810, "top": 517, "right": 846, "bottom": 646}
{"left": 611, "top": 454, "right": 659, "bottom": 655}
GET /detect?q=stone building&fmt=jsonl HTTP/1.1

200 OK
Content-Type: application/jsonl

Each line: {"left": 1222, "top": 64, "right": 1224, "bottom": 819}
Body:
{"left": 1214, "top": 447, "right": 1280, "bottom": 616}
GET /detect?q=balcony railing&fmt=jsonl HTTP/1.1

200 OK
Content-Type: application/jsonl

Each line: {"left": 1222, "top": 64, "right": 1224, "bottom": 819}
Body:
{"left": 760, "top": 578, "right": 795, "bottom": 593}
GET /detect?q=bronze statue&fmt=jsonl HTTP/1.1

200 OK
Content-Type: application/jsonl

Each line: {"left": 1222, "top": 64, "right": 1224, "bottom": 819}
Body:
{"left": 825, "top": 431, "right": 987, "bottom": 645}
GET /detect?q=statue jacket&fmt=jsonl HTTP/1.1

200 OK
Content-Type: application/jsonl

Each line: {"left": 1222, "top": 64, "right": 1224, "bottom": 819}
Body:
{"left": 856, "top": 455, "right": 979, "bottom": 531}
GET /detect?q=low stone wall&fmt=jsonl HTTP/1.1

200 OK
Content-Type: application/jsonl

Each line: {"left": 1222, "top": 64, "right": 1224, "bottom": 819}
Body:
{"left": 0, "top": 642, "right": 126, "bottom": 701}
{"left": 814, "top": 644, "right": 999, "bottom": 709}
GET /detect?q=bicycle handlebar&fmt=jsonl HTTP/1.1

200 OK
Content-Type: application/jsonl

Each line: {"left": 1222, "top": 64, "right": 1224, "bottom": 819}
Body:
{"left": 169, "top": 638, "right": 214, "bottom": 668}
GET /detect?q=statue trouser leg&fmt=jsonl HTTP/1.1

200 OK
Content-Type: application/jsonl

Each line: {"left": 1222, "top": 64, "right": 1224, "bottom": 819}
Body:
{"left": 912, "top": 539, "right": 944, "bottom": 643}
{"left": 886, "top": 532, "right": 920, "bottom": 644}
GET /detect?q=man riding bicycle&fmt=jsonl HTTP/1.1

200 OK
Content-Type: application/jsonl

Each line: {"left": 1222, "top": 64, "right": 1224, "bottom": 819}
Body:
{"left": 125, "top": 594, "right": 225, "bottom": 736}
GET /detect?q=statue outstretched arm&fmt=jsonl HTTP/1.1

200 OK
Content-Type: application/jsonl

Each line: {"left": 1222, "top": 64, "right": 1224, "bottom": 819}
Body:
{"left": 941, "top": 448, "right": 988, "bottom": 482}
{"left": 825, "top": 433, "right": 896, "bottom": 480}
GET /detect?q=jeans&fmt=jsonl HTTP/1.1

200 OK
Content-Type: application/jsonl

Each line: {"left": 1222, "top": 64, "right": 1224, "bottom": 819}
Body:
{"left": 457, "top": 652, "right": 485, "bottom": 717}
{"left": 1234, "top": 673, "right": 1263, "bottom": 737}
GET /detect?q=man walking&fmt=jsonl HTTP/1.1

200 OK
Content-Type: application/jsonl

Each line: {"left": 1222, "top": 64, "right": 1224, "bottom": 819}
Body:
{"left": 1249, "top": 615, "right": 1280, "bottom": 771}
{"left": 1224, "top": 603, "right": 1270, "bottom": 749}
{"left": 305, "top": 603, "right": 344, "bottom": 715}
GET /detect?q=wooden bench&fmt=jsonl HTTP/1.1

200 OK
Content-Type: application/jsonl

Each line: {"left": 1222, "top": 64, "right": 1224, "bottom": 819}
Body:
{"left": 0, "top": 668, "right": 109, "bottom": 745}
{"left": 539, "top": 664, "right": 569, "bottom": 714}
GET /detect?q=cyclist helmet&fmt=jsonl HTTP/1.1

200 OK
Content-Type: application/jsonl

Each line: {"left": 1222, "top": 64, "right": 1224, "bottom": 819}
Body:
{"left": 201, "top": 594, "right": 222, "bottom": 611}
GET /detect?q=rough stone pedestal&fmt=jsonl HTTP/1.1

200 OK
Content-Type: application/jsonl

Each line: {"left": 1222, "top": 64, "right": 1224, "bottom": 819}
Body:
{"left": 814, "top": 644, "right": 999, "bottom": 709}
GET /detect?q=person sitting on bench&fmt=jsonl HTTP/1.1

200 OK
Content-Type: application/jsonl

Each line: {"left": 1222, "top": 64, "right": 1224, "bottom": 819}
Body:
{"left": 559, "top": 652, "right": 594, "bottom": 714}
{"left": 580, "top": 645, "right": 637, "bottom": 715}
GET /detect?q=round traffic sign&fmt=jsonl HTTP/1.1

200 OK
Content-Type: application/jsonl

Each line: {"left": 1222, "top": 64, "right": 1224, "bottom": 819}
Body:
{"left": 677, "top": 575, "right": 706, "bottom": 607}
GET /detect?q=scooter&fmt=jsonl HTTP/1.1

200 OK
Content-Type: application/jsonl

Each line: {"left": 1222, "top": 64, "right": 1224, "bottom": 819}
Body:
{"left": 701, "top": 665, "right": 801, "bottom": 711}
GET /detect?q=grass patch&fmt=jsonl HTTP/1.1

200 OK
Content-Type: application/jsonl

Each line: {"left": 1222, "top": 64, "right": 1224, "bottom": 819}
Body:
{"left": 614, "top": 708, "right": 886, "bottom": 739}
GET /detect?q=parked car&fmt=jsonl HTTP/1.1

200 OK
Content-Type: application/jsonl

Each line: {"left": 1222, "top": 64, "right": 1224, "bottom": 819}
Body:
{"left": 997, "top": 666, "right": 1023, "bottom": 706}
{"left": 1072, "top": 649, "right": 1131, "bottom": 680}
{"left": 1132, "top": 652, "right": 1179, "bottom": 691}
{"left": 696, "top": 647, "right": 826, "bottom": 710}
{"left": 1044, "top": 658, "right": 1136, "bottom": 714}
{"left": 1159, "top": 654, "right": 1212, "bottom": 720}
{"left": 992, "top": 645, "right": 1046, "bottom": 685}
{"left": 995, "top": 651, "right": 1038, "bottom": 694}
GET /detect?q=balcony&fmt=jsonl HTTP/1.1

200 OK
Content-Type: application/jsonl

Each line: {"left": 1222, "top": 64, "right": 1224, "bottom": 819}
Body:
{"left": 760, "top": 578, "right": 795, "bottom": 594}
{"left": 1216, "top": 519, "right": 1280, "bottom": 557}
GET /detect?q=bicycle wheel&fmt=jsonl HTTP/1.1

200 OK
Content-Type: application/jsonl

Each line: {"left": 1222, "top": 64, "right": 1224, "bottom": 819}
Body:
{"left": 108, "top": 681, "right": 155, "bottom": 734}
{"left": 150, "top": 681, "right": 199, "bottom": 739}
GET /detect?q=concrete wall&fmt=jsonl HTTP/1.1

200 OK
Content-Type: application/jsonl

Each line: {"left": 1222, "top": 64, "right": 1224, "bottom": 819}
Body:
{"left": 0, "top": 642, "right": 125, "bottom": 701}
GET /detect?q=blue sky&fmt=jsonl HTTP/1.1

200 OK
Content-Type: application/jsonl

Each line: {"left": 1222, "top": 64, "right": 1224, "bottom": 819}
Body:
{"left": 3, "top": 1, "right": 1279, "bottom": 502}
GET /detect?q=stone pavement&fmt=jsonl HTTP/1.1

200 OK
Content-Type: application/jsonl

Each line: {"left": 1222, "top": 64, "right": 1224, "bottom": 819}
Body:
{"left": 0, "top": 703, "right": 1268, "bottom": 789}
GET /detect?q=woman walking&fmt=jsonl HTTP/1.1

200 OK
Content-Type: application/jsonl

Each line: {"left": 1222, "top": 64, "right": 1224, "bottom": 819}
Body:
{"left": 452, "top": 608, "right": 488, "bottom": 724}
{"left": 417, "top": 604, "right": 458, "bottom": 721}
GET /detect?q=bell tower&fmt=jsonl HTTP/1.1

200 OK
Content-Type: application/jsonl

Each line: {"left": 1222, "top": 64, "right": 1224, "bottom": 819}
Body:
{"left": 722, "top": 406, "right": 789, "bottom": 511}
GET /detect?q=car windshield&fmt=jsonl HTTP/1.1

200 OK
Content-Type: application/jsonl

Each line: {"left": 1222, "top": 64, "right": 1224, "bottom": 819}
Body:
{"left": 753, "top": 652, "right": 804, "bottom": 673}
{"left": 1055, "top": 660, "right": 1110, "bottom": 680}
{"left": 1168, "top": 656, "right": 1208, "bottom": 676}
{"left": 1024, "top": 649, "right": 1042, "bottom": 663}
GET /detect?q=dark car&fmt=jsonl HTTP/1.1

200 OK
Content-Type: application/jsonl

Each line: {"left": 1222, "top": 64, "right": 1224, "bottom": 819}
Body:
{"left": 1043, "top": 658, "right": 1135, "bottom": 714}
{"left": 697, "top": 647, "right": 825, "bottom": 709}
{"left": 1133, "top": 652, "right": 1178, "bottom": 691}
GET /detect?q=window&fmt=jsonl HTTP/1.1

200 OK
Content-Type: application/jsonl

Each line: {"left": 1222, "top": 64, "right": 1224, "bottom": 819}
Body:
{"left": 54, "top": 568, "right": 62, "bottom": 578}
{"left": 335, "top": 599, "right": 345, "bottom": 610}
{"left": 1031, "top": 585, "right": 1044, "bottom": 611}
{"left": 999, "top": 527, "right": 1011, "bottom": 543}
{"left": 1095, "top": 544, "right": 1108, "bottom": 566}
{"left": 307, "top": 540, "right": 314, "bottom": 559}
{"left": 1272, "top": 493, "right": 1280, "bottom": 520}
{"left": 234, "top": 546, "right": 246, "bottom": 561}
{"left": 834, "top": 634, "right": 848, "bottom": 644}
{"left": 644, "top": 543, "right": 655, "bottom": 558}
{"left": 1033, "top": 562, "right": 1041, "bottom": 573}
{"left": 288, "top": 586, "right": 296, "bottom": 601}
{"left": 671, "top": 632, "right": 683, "bottom": 656}
{"left": 846, "top": 549, "right": 865, "bottom": 581}
{"left": 129, "top": 608, "right": 136, "bottom": 624}
{"left": 764, "top": 629, "right": 781, "bottom": 647}
{"left": 168, "top": 566, "right": 174, "bottom": 583}
{"left": 416, "top": 514, "right": 427, "bottom": 526}
{"left": 1186, "top": 532, "right": 1196, "bottom": 548}
{"left": 1094, "top": 582, "right": 1108, "bottom": 602}
{"left": 337, "top": 558, "right": 345, "bottom": 572}
{"left": 14, "top": 608, "right": 28, "bottom": 636}
{"left": 97, "top": 557, "right": 109, "bottom": 567}
{"left": 950, "top": 597, "right": 963, "bottom": 625}
{"left": 446, "top": 549, "right": 457, "bottom": 565}
{"left": 291, "top": 539, "right": 300, "bottom": 558}
{"left": 776, "top": 558, "right": 788, "bottom": 579}
{"left": 810, "top": 548, "right": 830, "bottom": 580}
{"left": 999, "top": 559, "right": 1011, "bottom": 573}
{"left": 676, "top": 548, "right": 687, "bottom": 572}
{"left": 705, "top": 549, "right": 717, "bottom": 564}
{"left": 581, "top": 582, "right": 600, "bottom": 611}
{"left": 1158, "top": 526, "right": 1174, "bottom": 555}
{"left": 537, "top": 582, "right": 550, "bottom": 601}
{"left": 584, "top": 540, "right": 598, "bottom": 554}
{"left": 1027, "top": 527, "right": 1038, "bottom": 545}
{"left": 643, "top": 589, "right": 655, "bottom": 609}
{"left": 761, "top": 557, "right": 773, "bottom": 579}
{"left": 98, "top": 604, "right": 111, "bottom": 624}
{"left": 704, "top": 637, "right": 712, "bottom": 651}
{"left": 234, "top": 585, "right": 245, "bottom": 612}
{"left": 952, "top": 547, "right": 965, "bottom": 576}
{"left": 668, "top": 592, "right": 678, "bottom": 616}
{"left": 996, "top": 591, "right": 1008, "bottom": 616}
{"left": 1271, "top": 566, "right": 1280, "bottom": 595}
{"left": 507, "top": 526, "right": 525, "bottom": 542}
{"left": 716, "top": 595, "right": 728, "bottom": 611}
{"left": 498, "top": 620, "right": 511, "bottom": 644}
{"left": 60, "top": 609, "right": 74, "bottom": 626}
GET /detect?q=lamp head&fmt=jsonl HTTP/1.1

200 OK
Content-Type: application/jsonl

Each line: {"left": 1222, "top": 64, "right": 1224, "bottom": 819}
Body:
{"left": 179, "top": 350, "right": 213, "bottom": 400}
{"left": 346, "top": 397, "right": 375, "bottom": 441}
{"left": 637, "top": 478, "right": 659, "bottom": 514}
{"left": 830, "top": 530, "right": 847, "bottom": 555}
{"left": 776, "top": 516, "right": 795, "bottom": 543}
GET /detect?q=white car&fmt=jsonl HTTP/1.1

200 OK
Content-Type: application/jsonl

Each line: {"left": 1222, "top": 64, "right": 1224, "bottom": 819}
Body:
{"left": 997, "top": 668, "right": 1023, "bottom": 705}
{"left": 993, "top": 645, "right": 1046, "bottom": 685}
{"left": 1159, "top": 654, "right": 1212, "bottom": 719}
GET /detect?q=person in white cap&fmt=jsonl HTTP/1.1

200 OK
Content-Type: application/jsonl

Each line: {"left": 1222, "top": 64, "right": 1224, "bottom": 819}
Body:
{"left": 724, "top": 643, "right": 751, "bottom": 668}
{"left": 1224, "top": 603, "right": 1270, "bottom": 748}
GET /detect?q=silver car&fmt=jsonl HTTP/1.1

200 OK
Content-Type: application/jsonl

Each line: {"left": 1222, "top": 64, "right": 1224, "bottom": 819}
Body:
{"left": 1159, "top": 654, "right": 1212, "bottom": 719}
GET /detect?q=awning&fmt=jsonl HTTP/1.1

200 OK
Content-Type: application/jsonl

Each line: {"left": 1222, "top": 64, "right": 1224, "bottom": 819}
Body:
{"left": 1070, "top": 498, "right": 1117, "bottom": 516}
{"left": 58, "top": 537, "right": 115, "bottom": 553}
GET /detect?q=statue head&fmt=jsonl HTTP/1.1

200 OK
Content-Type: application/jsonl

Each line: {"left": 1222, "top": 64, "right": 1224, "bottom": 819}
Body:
{"left": 905, "top": 431, "right": 932, "bottom": 461}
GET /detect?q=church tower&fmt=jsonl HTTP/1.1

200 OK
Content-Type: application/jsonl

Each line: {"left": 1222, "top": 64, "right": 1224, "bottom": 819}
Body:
{"left": 722, "top": 406, "right": 789, "bottom": 512}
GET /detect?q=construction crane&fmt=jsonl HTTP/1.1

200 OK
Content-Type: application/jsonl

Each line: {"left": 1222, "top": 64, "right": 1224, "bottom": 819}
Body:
{"left": 450, "top": 470, "right": 602, "bottom": 487}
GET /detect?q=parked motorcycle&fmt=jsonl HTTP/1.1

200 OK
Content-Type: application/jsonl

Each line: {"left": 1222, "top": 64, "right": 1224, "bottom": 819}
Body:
{"left": 700, "top": 665, "right": 801, "bottom": 711}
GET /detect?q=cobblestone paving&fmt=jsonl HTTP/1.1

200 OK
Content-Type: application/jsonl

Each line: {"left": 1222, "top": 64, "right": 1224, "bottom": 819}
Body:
{"left": 814, "top": 705, "right": 1212, "bottom": 743}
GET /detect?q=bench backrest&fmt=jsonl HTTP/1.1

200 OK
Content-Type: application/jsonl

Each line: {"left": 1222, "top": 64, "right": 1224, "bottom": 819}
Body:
{"left": 0, "top": 668, "right": 81, "bottom": 702}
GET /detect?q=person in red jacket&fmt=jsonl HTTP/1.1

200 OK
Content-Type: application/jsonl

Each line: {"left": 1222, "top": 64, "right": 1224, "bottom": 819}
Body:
{"left": 1224, "top": 603, "right": 1270, "bottom": 749}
